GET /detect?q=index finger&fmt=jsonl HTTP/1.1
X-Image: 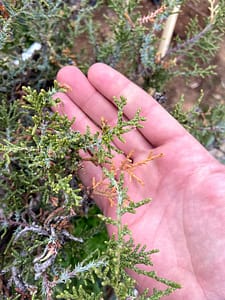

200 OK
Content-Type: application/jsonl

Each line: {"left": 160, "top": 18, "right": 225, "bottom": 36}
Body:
{"left": 88, "top": 63, "right": 187, "bottom": 147}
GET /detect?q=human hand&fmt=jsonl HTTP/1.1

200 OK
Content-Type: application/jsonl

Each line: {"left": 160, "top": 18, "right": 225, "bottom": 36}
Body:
{"left": 54, "top": 63, "right": 225, "bottom": 299}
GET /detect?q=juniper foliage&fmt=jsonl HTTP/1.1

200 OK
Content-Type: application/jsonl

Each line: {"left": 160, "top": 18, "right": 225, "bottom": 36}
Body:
{"left": 0, "top": 86, "right": 181, "bottom": 298}
{"left": 171, "top": 93, "right": 225, "bottom": 163}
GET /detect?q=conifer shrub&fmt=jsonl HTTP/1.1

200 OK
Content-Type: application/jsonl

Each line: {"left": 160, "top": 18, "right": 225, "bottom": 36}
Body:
{"left": 0, "top": 0, "right": 224, "bottom": 299}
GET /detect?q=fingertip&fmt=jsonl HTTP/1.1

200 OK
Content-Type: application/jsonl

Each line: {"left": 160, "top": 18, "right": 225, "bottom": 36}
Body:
{"left": 88, "top": 62, "right": 113, "bottom": 81}
{"left": 88, "top": 62, "right": 106, "bottom": 73}
{"left": 56, "top": 65, "right": 82, "bottom": 83}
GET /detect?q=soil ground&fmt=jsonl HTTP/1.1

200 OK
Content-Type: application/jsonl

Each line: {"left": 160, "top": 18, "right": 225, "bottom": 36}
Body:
{"left": 141, "top": 0, "right": 225, "bottom": 109}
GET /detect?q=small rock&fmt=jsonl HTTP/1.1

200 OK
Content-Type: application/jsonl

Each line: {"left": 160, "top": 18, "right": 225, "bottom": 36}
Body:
{"left": 220, "top": 142, "right": 225, "bottom": 152}
{"left": 210, "top": 148, "right": 224, "bottom": 161}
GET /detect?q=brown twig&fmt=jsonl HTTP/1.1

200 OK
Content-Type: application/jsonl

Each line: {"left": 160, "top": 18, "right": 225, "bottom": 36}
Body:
{"left": 163, "top": 23, "right": 212, "bottom": 60}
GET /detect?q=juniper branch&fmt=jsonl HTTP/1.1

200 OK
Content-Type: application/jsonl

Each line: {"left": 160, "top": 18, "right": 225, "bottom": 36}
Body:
{"left": 163, "top": 23, "right": 212, "bottom": 59}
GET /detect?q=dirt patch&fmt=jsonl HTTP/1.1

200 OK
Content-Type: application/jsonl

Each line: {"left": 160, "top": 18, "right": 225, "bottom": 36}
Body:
{"left": 165, "top": 0, "right": 225, "bottom": 109}
{"left": 166, "top": 39, "right": 225, "bottom": 109}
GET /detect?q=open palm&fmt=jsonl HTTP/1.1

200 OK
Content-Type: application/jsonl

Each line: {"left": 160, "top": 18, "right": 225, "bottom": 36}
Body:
{"left": 54, "top": 63, "right": 225, "bottom": 299}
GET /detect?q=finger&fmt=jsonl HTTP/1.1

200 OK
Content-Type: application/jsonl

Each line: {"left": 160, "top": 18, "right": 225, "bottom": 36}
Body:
{"left": 53, "top": 92, "right": 99, "bottom": 133}
{"left": 56, "top": 66, "right": 152, "bottom": 157}
{"left": 87, "top": 63, "right": 188, "bottom": 147}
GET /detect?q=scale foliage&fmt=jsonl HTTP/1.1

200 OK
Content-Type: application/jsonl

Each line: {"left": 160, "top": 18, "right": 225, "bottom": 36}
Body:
{"left": 0, "top": 86, "right": 180, "bottom": 299}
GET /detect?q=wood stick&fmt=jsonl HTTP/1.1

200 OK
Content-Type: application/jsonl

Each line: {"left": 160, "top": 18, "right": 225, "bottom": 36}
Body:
{"left": 158, "top": 4, "right": 181, "bottom": 58}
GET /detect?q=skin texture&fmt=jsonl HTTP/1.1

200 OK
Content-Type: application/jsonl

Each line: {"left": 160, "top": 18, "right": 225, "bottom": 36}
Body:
{"left": 54, "top": 63, "right": 225, "bottom": 299}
